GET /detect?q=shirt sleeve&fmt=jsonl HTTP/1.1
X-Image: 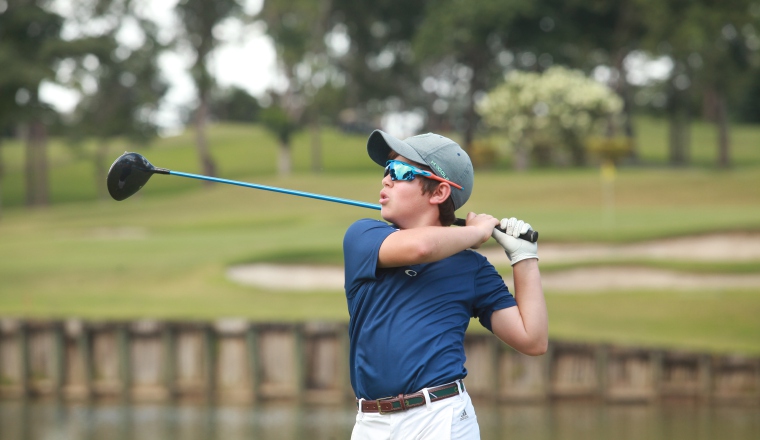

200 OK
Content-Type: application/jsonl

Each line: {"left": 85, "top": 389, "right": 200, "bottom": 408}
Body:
{"left": 472, "top": 257, "right": 516, "bottom": 332}
{"left": 343, "top": 219, "right": 396, "bottom": 298}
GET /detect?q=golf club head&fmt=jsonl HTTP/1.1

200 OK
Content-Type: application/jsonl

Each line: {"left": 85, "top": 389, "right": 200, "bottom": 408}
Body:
{"left": 107, "top": 152, "right": 163, "bottom": 201}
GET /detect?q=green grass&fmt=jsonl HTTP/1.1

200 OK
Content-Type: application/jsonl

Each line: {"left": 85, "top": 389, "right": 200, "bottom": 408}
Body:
{"left": 1, "top": 120, "right": 759, "bottom": 355}
{"left": 544, "top": 289, "right": 760, "bottom": 355}
{"left": 634, "top": 116, "right": 760, "bottom": 167}
{"left": 0, "top": 125, "right": 375, "bottom": 207}
{"left": 515, "top": 260, "right": 760, "bottom": 275}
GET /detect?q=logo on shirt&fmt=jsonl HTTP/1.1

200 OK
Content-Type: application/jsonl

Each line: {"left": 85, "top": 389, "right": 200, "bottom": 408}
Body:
{"left": 404, "top": 269, "right": 418, "bottom": 277}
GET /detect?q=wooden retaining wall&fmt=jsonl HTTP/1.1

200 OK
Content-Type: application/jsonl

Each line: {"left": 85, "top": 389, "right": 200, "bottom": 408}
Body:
{"left": 1, "top": 318, "right": 758, "bottom": 405}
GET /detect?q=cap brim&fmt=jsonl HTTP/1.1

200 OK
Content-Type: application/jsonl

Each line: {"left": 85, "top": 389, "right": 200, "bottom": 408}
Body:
{"left": 367, "top": 130, "right": 426, "bottom": 167}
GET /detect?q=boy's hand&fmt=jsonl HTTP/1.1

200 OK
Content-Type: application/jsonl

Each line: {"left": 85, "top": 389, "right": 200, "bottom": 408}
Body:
{"left": 492, "top": 217, "right": 539, "bottom": 265}
{"left": 466, "top": 212, "right": 500, "bottom": 249}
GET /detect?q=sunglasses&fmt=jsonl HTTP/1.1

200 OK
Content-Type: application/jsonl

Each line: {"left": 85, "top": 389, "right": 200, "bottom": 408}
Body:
{"left": 384, "top": 160, "right": 463, "bottom": 190}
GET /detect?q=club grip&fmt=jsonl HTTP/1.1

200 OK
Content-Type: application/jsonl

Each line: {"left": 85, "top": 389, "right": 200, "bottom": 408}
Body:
{"left": 453, "top": 218, "right": 539, "bottom": 243}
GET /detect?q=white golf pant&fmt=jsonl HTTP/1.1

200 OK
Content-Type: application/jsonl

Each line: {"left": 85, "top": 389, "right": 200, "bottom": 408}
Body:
{"left": 352, "top": 388, "right": 480, "bottom": 440}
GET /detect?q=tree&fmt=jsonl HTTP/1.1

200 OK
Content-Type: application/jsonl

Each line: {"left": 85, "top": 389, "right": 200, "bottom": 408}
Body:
{"left": 259, "top": 99, "right": 299, "bottom": 176}
{"left": 304, "top": 81, "right": 347, "bottom": 172}
{"left": 329, "top": 0, "right": 428, "bottom": 130}
{"left": 175, "top": 0, "right": 243, "bottom": 181}
{"left": 0, "top": 0, "right": 65, "bottom": 207}
{"left": 477, "top": 66, "right": 623, "bottom": 169}
{"left": 0, "top": 88, "right": 11, "bottom": 219}
{"left": 261, "top": 0, "right": 335, "bottom": 174}
{"left": 557, "top": 0, "right": 649, "bottom": 161}
{"left": 66, "top": 12, "right": 168, "bottom": 199}
{"left": 736, "top": 72, "right": 760, "bottom": 123}
{"left": 642, "top": 0, "right": 760, "bottom": 167}
{"left": 413, "top": 0, "right": 542, "bottom": 150}
{"left": 695, "top": 2, "right": 758, "bottom": 168}
{"left": 0, "top": 59, "right": 19, "bottom": 218}
{"left": 210, "top": 86, "right": 261, "bottom": 123}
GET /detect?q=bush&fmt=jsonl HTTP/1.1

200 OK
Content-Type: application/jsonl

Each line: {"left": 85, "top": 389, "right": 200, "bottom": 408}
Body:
{"left": 477, "top": 66, "right": 624, "bottom": 169}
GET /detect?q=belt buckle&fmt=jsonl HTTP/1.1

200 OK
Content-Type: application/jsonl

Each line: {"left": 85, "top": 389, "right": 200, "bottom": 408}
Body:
{"left": 376, "top": 398, "right": 393, "bottom": 415}
{"left": 377, "top": 399, "right": 387, "bottom": 415}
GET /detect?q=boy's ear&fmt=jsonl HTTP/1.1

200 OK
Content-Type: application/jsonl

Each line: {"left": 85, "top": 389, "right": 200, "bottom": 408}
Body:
{"left": 429, "top": 182, "right": 452, "bottom": 206}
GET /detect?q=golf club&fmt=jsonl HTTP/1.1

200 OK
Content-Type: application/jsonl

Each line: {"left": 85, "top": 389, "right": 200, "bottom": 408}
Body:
{"left": 107, "top": 152, "right": 538, "bottom": 243}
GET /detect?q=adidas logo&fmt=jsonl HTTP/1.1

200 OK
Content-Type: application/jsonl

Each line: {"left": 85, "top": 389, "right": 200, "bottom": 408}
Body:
{"left": 459, "top": 409, "right": 469, "bottom": 421}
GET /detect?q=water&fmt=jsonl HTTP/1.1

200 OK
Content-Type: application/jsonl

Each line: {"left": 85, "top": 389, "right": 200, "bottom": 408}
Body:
{"left": 1, "top": 400, "right": 758, "bottom": 440}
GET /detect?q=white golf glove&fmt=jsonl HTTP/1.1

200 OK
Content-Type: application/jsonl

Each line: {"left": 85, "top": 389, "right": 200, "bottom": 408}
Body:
{"left": 491, "top": 217, "right": 539, "bottom": 265}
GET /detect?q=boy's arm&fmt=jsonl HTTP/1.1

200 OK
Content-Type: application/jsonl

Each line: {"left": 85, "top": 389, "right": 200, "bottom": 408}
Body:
{"left": 489, "top": 218, "right": 548, "bottom": 356}
{"left": 490, "top": 259, "right": 548, "bottom": 356}
{"left": 377, "top": 213, "right": 499, "bottom": 268}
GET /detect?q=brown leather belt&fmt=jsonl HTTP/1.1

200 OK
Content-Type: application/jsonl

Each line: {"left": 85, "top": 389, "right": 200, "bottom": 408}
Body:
{"left": 357, "top": 381, "right": 464, "bottom": 414}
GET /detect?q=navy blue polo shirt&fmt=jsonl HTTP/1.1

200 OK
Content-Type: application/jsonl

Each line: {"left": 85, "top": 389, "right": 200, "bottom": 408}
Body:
{"left": 343, "top": 219, "right": 516, "bottom": 400}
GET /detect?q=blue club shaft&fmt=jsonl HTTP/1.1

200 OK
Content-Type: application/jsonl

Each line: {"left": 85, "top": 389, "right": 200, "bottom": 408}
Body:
{"left": 169, "top": 170, "right": 382, "bottom": 211}
{"left": 165, "top": 170, "right": 538, "bottom": 243}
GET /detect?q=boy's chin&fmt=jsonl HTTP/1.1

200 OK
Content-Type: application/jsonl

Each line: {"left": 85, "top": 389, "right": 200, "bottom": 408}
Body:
{"left": 380, "top": 209, "right": 397, "bottom": 224}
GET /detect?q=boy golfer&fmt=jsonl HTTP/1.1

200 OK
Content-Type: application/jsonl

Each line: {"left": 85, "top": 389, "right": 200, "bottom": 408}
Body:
{"left": 343, "top": 130, "right": 547, "bottom": 439}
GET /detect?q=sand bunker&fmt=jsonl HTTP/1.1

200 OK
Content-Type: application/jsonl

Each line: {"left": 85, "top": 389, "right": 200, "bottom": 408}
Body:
{"left": 227, "top": 233, "right": 760, "bottom": 292}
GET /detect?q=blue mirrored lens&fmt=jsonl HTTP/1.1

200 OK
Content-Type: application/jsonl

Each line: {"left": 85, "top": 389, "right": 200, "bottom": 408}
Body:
{"left": 385, "top": 161, "right": 419, "bottom": 182}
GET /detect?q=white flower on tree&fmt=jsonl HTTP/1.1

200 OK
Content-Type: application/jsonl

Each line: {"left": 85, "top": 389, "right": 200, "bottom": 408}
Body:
{"left": 477, "top": 66, "right": 623, "bottom": 168}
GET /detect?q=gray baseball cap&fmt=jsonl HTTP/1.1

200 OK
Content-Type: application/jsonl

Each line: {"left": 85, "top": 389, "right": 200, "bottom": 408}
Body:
{"left": 367, "top": 130, "right": 473, "bottom": 210}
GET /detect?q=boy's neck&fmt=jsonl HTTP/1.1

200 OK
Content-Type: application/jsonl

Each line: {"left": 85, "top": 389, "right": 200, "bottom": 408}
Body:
{"left": 391, "top": 211, "right": 442, "bottom": 230}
